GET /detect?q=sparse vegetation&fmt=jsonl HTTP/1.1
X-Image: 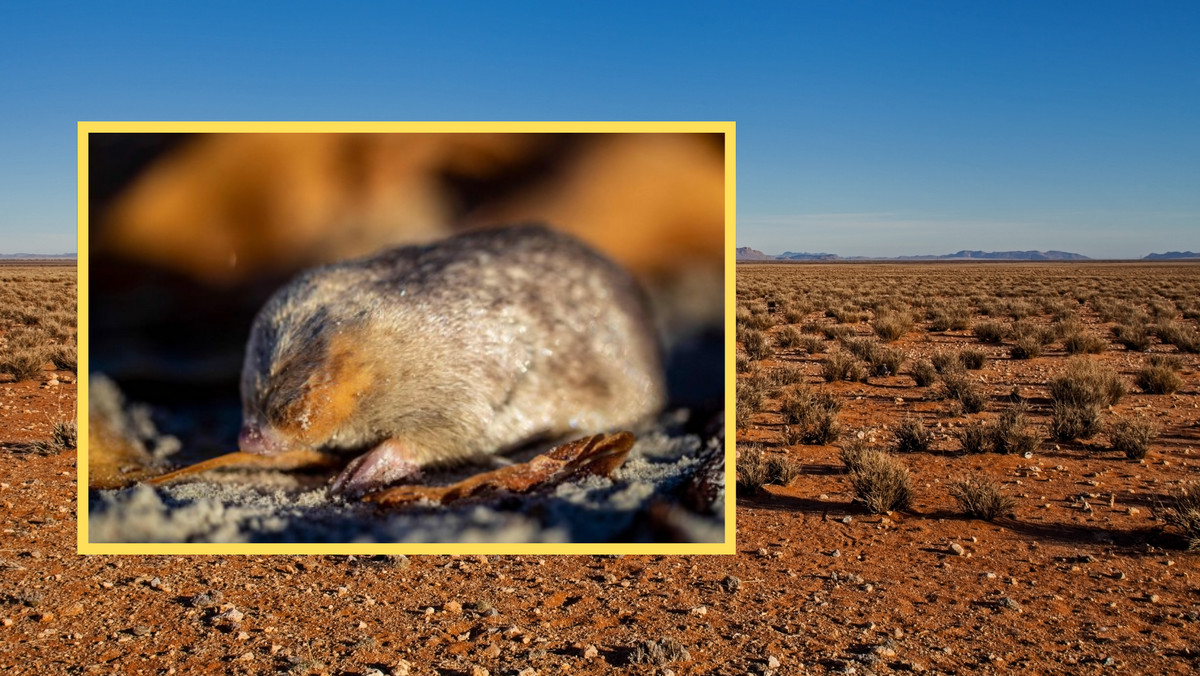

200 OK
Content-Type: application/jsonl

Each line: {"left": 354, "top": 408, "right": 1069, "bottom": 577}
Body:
{"left": 781, "top": 385, "right": 842, "bottom": 444}
{"left": 893, "top": 417, "right": 932, "bottom": 454}
{"left": 1112, "top": 322, "right": 1150, "bottom": 351}
{"left": 736, "top": 445, "right": 769, "bottom": 494}
{"left": 847, "top": 448, "right": 913, "bottom": 514}
{"left": 1163, "top": 485, "right": 1200, "bottom": 550}
{"left": 1136, "top": 364, "right": 1182, "bottom": 394}
{"left": 974, "top": 321, "right": 1008, "bottom": 343}
{"left": 1062, "top": 331, "right": 1107, "bottom": 355}
{"left": 873, "top": 312, "right": 914, "bottom": 341}
{"left": 939, "top": 371, "right": 987, "bottom": 413}
{"left": 0, "top": 346, "right": 47, "bottom": 381}
{"left": 910, "top": 359, "right": 937, "bottom": 387}
{"left": 1107, "top": 418, "right": 1156, "bottom": 459}
{"left": 949, "top": 475, "right": 1016, "bottom": 520}
{"left": 1049, "top": 358, "right": 1125, "bottom": 440}
{"left": 821, "top": 350, "right": 867, "bottom": 383}
{"left": 775, "top": 326, "right": 803, "bottom": 349}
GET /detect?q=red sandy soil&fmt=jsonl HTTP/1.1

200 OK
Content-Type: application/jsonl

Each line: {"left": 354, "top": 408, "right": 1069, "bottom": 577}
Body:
{"left": 5, "top": 274, "right": 1200, "bottom": 673}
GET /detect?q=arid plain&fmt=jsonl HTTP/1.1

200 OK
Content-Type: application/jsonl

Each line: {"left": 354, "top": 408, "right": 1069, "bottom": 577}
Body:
{"left": 4, "top": 261, "right": 1200, "bottom": 673}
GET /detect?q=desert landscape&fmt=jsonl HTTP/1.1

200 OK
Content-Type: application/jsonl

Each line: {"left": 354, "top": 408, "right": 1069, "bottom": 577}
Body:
{"left": 5, "top": 260, "right": 1200, "bottom": 673}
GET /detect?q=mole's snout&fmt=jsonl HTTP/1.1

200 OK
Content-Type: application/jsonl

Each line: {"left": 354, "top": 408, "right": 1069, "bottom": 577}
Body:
{"left": 239, "top": 422, "right": 290, "bottom": 455}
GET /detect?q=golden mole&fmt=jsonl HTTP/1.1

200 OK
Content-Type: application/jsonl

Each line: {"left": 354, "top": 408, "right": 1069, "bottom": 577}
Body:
{"left": 238, "top": 225, "right": 666, "bottom": 496}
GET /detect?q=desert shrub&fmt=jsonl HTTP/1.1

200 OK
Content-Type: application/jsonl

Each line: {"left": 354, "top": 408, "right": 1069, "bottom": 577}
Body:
{"left": 1136, "top": 365, "right": 1181, "bottom": 394}
{"left": 1112, "top": 323, "right": 1150, "bottom": 351}
{"left": 1009, "top": 334, "right": 1043, "bottom": 359}
{"left": 821, "top": 324, "right": 853, "bottom": 341}
{"left": 1012, "top": 321, "right": 1055, "bottom": 346}
{"left": 959, "top": 348, "right": 987, "bottom": 370}
{"left": 783, "top": 307, "right": 808, "bottom": 324}
{"left": 1148, "top": 298, "right": 1177, "bottom": 320}
{"left": 1155, "top": 321, "right": 1200, "bottom": 354}
{"left": 821, "top": 350, "right": 867, "bottom": 383}
{"left": 1062, "top": 331, "right": 1107, "bottom": 355}
{"left": 776, "top": 326, "right": 803, "bottom": 349}
{"left": 780, "top": 385, "right": 842, "bottom": 444}
{"left": 1162, "top": 485, "right": 1200, "bottom": 550}
{"left": 870, "top": 346, "right": 907, "bottom": 377}
{"left": 798, "top": 335, "right": 826, "bottom": 354}
{"left": 928, "top": 306, "right": 971, "bottom": 332}
{"left": 991, "top": 404, "right": 1041, "bottom": 455}
{"left": 766, "top": 455, "right": 800, "bottom": 486}
{"left": 910, "top": 359, "right": 938, "bottom": 387}
{"left": 741, "top": 328, "right": 772, "bottom": 361}
{"left": 48, "top": 344, "right": 76, "bottom": 372}
{"left": 1047, "top": 360, "right": 1116, "bottom": 442}
{"left": 1108, "top": 418, "right": 1156, "bottom": 459}
{"left": 939, "top": 371, "right": 987, "bottom": 414}
{"left": 1006, "top": 300, "right": 1035, "bottom": 320}
{"left": 742, "top": 310, "right": 775, "bottom": 331}
{"left": 956, "top": 421, "right": 991, "bottom": 454}
{"left": 0, "top": 347, "right": 47, "bottom": 381}
{"left": 1052, "top": 401, "right": 1102, "bottom": 441}
{"left": 1148, "top": 354, "right": 1184, "bottom": 370}
{"left": 52, "top": 420, "right": 77, "bottom": 451}
{"left": 838, "top": 437, "right": 869, "bottom": 473}
{"left": 735, "top": 376, "right": 766, "bottom": 429}
{"left": 1050, "top": 358, "right": 1126, "bottom": 407}
{"left": 769, "top": 366, "right": 804, "bottom": 389}
{"left": 974, "top": 321, "right": 1008, "bottom": 343}
{"left": 800, "top": 321, "right": 824, "bottom": 335}
{"left": 893, "top": 417, "right": 932, "bottom": 454}
{"left": 873, "top": 312, "right": 914, "bottom": 341}
{"left": 830, "top": 307, "right": 867, "bottom": 324}
{"left": 736, "top": 445, "right": 769, "bottom": 494}
{"left": 847, "top": 449, "right": 913, "bottom": 514}
{"left": 842, "top": 337, "right": 878, "bottom": 362}
{"left": 949, "top": 475, "right": 1016, "bottom": 521}
{"left": 931, "top": 350, "right": 963, "bottom": 374}
{"left": 736, "top": 354, "right": 749, "bottom": 374}
{"left": 1054, "top": 317, "right": 1086, "bottom": 339}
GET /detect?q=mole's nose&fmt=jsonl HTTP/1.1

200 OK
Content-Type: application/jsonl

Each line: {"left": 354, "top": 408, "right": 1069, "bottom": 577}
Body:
{"left": 238, "top": 423, "right": 287, "bottom": 455}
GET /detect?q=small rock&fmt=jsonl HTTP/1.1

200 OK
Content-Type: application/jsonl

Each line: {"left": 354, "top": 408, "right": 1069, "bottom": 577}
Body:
{"left": 690, "top": 605, "right": 707, "bottom": 616}
{"left": 949, "top": 543, "right": 966, "bottom": 556}
{"left": 470, "top": 667, "right": 489, "bottom": 676}
{"left": 721, "top": 575, "right": 741, "bottom": 593}
{"left": 768, "top": 655, "right": 781, "bottom": 668}
{"left": 236, "top": 652, "right": 253, "bottom": 662}
{"left": 444, "top": 601, "right": 463, "bottom": 614}
{"left": 831, "top": 549, "right": 842, "bottom": 558}
{"left": 216, "top": 608, "right": 244, "bottom": 623}
{"left": 583, "top": 645, "right": 598, "bottom": 659}
{"left": 483, "top": 644, "right": 502, "bottom": 659}
{"left": 842, "top": 516, "right": 853, "bottom": 524}
{"left": 391, "top": 660, "right": 412, "bottom": 676}
{"left": 999, "top": 597, "right": 1021, "bottom": 611}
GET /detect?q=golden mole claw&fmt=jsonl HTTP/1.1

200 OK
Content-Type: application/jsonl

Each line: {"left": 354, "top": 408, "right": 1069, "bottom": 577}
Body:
{"left": 144, "top": 448, "right": 338, "bottom": 486}
{"left": 365, "top": 431, "right": 636, "bottom": 507}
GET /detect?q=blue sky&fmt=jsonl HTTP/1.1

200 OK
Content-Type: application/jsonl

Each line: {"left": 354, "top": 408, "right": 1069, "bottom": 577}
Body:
{"left": 1, "top": 2, "right": 1197, "bottom": 257}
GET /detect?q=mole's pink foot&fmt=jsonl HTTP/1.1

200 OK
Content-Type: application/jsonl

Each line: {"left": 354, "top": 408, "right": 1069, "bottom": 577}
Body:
{"left": 330, "top": 439, "right": 423, "bottom": 498}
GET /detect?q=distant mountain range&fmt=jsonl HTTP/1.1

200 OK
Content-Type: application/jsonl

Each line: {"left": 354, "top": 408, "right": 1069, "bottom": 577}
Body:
{"left": 737, "top": 248, "right": 1199, "bottom": 262}
{"left": 0, "top": 253, "right": 76, "bottom": 259}
{"left": 1143, "top": 251, "right": 1200, "bottom": 260}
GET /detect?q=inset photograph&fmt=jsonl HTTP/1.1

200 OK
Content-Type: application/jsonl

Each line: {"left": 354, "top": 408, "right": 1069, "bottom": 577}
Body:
{"left": 82, "top": 125, "right": 731, "bottom": 550}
